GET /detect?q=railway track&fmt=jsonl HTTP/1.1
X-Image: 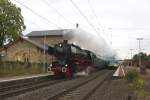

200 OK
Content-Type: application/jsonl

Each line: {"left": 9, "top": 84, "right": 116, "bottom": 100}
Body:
{"left": 46, "top": 70, "right": 113, "bottom": 100}
{"left": 0, "top": 78, "right": 48, "bottom": 92}
{"left": 2, "top": 70, "right": 111, "bottom": 100}
{"left": 0, "top": 74, "right": 50, "bottom": 88}
{"left": 0, "top": 77, "right": 68, "bottom": 99}
{"left": 87, "top": 71, "right": 113, "bottom": 100}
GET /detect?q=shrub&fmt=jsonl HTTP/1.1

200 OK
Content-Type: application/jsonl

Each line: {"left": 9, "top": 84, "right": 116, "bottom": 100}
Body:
{"left": 132, "top": 79, "right": 144, "bottom": 90}
{"left": 135, "top": 89, "right": 149, "bottom": 98}
{"left": 125, "top": 69, "right": 149, "bottom": 98}
{"left": 125, "top": 69, "right": 139, "bottom": 82}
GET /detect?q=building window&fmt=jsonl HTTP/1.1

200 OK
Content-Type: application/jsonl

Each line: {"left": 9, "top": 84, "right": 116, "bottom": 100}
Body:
{"left": 23, "top": 49, "right": 30, "bottom": 63}
{"left": 0, "top": 50, "right": 6, "bottom": 57}
{"left": 23, "top": 53, "right": 29, "bottom": 63}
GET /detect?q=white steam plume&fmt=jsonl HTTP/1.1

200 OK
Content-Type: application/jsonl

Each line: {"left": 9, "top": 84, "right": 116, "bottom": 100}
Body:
{"left": 63, "top": 29, "right": 117, "bottom": 61}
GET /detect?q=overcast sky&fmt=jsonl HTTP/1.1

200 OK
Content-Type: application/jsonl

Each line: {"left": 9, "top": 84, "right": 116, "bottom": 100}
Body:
{"left": 10, "top": 0, "right": 150, "bottom": 59}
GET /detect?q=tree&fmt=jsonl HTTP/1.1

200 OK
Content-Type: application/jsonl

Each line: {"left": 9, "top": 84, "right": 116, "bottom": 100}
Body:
{"left": 133, "top": 52, "right": 147, "bottom": 61}
{"left": 132, "top": 52, "right": 150, "bottom": 67}
{"left": 0, "top": 0, "right": 25, "bottom": 47}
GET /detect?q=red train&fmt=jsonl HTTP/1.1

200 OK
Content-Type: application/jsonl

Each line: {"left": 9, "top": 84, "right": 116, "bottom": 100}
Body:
{"left": 47, "top": 40, "right": 108, "bottom": 78}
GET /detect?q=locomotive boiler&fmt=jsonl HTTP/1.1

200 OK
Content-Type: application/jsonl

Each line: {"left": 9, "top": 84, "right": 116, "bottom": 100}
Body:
{"left": 47, "top": 40, "right": 108, "bottom": 77}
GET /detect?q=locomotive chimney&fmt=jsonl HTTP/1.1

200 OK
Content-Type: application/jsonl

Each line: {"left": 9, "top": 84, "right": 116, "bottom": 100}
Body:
{"left": 76, "top": 23, "right": 79, "bottom": 28}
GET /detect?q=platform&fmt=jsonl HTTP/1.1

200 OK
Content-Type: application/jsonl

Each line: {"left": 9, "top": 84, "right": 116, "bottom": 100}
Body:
{"left": 113, "top": 65, "right": 125, "bottom": 77}
{"left": 0, "top": 73, "right": 52, "bottom": 83}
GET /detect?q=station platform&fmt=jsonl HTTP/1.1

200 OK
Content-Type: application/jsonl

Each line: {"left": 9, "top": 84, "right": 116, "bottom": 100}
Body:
{"left": 0, "top": 73, "right": 52, "bottom": 83}
{"left": 113, "top": 65, "right": 125, "bottom": 77}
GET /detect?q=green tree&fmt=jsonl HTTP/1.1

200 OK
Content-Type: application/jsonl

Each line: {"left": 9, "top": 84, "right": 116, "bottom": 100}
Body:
{"left": 132, "top": 52, "right": 150, "bottom": 67}
{"left": 133, "top": 54, "right": 139, "bottom": 64}
{"left": 0, "top": 0, "right": 25, "bottom": 47}
{"left": 133, "top": 52, "right": 147, "bottom": 61}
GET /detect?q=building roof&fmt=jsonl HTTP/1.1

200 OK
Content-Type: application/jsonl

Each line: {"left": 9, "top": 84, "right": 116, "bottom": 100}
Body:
{"left": 23, "top": 37, "right": 49, "bottom": 50}
{"left": 0, "top": 29, "right": 74, "bottom": 52}
{"left": 26, "top": 29, "right": 72, "bottom": 37}
{"left": 0, "top": 37, "right": 50, "bottom": 52}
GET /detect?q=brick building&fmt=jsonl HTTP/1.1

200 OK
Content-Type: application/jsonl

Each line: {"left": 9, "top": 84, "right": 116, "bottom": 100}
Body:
{"left": 0, "top": 29, "right": 72, "bottom": 63}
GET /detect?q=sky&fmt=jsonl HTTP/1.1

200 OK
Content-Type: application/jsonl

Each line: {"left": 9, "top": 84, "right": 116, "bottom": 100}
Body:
{"left": 10, "top": 0, "right": 150, "bottom": 59}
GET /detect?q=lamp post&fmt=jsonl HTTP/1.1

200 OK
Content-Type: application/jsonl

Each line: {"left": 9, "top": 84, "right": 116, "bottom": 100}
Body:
{"left": 130, "top": 49, "right": 133, "bottom": 67}
{"left": 136, "top": 38, "right": 143, "bottom": 67}
{"left": 43, "top": 33, "right": 46, "bottom": 72}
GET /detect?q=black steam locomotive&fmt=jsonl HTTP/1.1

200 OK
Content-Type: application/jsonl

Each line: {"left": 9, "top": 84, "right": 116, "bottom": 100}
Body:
{"left": 47, "top": 40, "right": 108, "bottom": 77}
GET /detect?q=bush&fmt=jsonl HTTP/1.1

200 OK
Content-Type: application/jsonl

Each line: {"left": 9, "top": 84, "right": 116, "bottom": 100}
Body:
{"left": 125, "top": 69, "right": 149, "bottom": 98}
{"left": 132, "top": 79, "right": 144, "bottom": 90}
{"left": 135, "top": 89, "right": 149, "bottom": 98}
{"left": 125, "top": 69, "right": 139, "bottom": 82}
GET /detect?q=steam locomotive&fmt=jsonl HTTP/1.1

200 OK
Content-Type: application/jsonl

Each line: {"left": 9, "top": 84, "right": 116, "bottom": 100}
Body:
{"left": 47, "top": 40, "right": 108, "bottom": 77}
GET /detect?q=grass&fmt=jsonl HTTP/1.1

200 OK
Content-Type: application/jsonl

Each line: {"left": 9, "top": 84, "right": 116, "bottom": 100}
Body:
{"left": 0, "top": 62, "right": 47, "bottom": 78}
{"left": 125, "top": 69, "right": 149, "bottom": 98}
{"left": 125, "top": 69, "right": 139, "bottom": 82}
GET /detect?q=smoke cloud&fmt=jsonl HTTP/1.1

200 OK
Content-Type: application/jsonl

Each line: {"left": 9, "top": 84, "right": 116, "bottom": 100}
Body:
{"left": 63, "top": 29, "right": 117, "bottom": 61}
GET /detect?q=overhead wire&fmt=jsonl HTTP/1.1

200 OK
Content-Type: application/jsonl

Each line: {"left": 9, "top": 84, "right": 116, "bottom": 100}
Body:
{"left": 87, "top": 0, "right": 113, "bottom": 45}
{"left": 13, "top": 0, "right": 150, "bottom": 42}
{"left": 13, "top": 0, "right": 61, "bottom": 29}
{"left": 25, "top": 17, "right": 45, "bottom": 29}
{"left": 69, "top": 0, "right": 101, "bottom": 36}
{"left": 108, "top": 34, "right": 150, "bottom": 40}
{"left": 87, "top": 0, "right": 106, "bottom": 35}
{"left": 69, "top": 0, "right": 108, "bottom": 55}
{"left": 42, "top": 0, "right": 74, "bottom": 26}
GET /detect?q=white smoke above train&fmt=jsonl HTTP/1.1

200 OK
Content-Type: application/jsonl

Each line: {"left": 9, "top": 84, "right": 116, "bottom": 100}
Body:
{"left": 63, "top": 29, "right": 117, "bottom": 61}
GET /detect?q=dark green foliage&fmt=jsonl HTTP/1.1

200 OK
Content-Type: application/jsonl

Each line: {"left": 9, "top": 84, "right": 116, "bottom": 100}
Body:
{"left": 0, "top": 0, "right": 25, "bottom": 47}
{"left": 125, "top": 70, "right": 149, "bottom": 98}
{"left": 107, "top": 65, "right": 117, "bottom": 70}
{"left": 132, "top": 79, "right": 144, "bottom": 90}
{"left": 125, "top": 69, "right": 139, "bottom": 82}
{"left": 133, "top": 52, "right": 149, "bottom": 62}
{"left": 132, "top": 52, "right": 150, "bottom": 67}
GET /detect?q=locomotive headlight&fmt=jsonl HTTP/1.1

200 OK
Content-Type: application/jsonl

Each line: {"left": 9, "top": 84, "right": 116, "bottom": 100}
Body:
{"left": 49, "top": 64, "right": 52, "bottom": 67}
{"left": 47, "top": 67, "right": 51, "bottom": 72}
{"left": 62, "top": 67, "right": 67, "bottom": 72}
{"left": 65, "top": 64, "right": 68, "bottom": 67}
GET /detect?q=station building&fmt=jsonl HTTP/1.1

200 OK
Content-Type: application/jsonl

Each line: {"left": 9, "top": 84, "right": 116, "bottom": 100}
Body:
{"left": 0, "top": 29, "right": 72, "bottom": 63}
